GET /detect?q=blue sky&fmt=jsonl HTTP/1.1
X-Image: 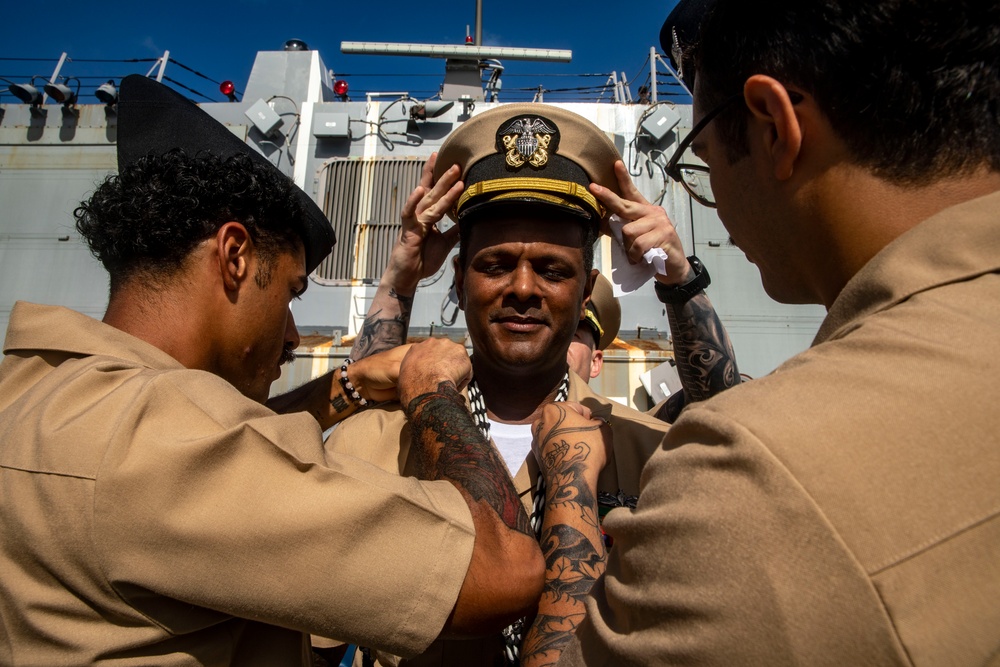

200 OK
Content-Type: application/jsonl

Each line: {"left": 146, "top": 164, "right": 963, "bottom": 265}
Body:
{"left": 1, "top": 0, "right": 684, "bottom": 105}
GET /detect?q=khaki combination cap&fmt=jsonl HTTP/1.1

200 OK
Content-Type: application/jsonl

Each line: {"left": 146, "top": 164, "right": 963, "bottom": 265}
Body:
{"left": 434, "top": 104, "right": 623, "bottom": 225}
{"left": 582, "top": 273, "right": 621, "bottom": 350}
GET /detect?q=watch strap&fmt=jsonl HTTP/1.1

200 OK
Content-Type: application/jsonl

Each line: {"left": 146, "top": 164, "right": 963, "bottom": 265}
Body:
{"left": 654, "top": 255, "right": 711, "bottom": 305}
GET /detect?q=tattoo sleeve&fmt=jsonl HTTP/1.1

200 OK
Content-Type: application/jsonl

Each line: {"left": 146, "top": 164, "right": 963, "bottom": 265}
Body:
{"left": 350, "top": 287, "right": 413, "bottom": 361}
{"left": 666, "top": 291, "right": 741, "bottom": 405}
{"left": 405, "top": 381, "right": 533, "bottom": 537}
{"left": 521, "top": 410, "right": 606, "bottom": 667}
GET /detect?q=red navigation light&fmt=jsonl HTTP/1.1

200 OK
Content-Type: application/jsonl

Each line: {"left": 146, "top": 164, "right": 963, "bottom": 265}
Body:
{"left": 333, "top": 79, "right": 349, "bottom": 98}
{"left": 219, "top": 80, "right": 237, "bottom": 102}
{"left": 465, "top": 35, "right": 474, "bottom": 44}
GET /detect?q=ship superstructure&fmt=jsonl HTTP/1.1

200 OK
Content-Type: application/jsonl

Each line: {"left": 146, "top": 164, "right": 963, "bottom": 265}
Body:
{"left": 0, "top": 37, "right": 825, "bottom": 408}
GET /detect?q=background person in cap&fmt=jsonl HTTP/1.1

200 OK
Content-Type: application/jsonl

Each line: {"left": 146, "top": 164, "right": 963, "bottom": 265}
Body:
{"left": 0, "top": 74, "right": 545, "bottom": 665}
{"left": 327, "top": 100, "right": 738, "bottom": 667}
{"left": 566, "top": 273, "right": 618, "bottom": 383}
{"left": 523, "top": 0, "right": 1000, "bottom": 664}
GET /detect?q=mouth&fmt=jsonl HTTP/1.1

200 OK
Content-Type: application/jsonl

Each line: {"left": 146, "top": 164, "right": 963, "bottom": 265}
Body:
{"left": 279, "top": 347, "right": 297, "bottom": 365}
{"left": 494, "top": 314, "right": 547, "bottom": 333}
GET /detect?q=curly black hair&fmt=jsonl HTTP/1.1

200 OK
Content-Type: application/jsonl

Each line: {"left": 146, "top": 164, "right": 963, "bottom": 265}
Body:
{"left": 691, "top": 0, "right": 1000, "bottom": 184}
{"left": 75, "top": 150, "right": 306, "bottom": 293}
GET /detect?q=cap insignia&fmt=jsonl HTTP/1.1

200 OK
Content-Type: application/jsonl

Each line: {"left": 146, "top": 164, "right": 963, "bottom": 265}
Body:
{"left": 496, "top": 116, "right": 559, "bottom": 169}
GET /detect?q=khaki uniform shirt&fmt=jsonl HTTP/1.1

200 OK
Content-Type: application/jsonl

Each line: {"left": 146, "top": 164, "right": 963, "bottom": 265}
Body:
{"left": 0, "top": 303, "right": 475, "bottom": 667}
{"left": 558, "top": 191, "right": 1000, "bottom": 666}
{"left": 326, "top": 372, "right": 670, "bottom": 666}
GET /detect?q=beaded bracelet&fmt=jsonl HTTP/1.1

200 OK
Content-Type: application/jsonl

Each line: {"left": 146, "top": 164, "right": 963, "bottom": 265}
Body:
{"left": 338, "top": 359, "right": 368, "bottom": 408}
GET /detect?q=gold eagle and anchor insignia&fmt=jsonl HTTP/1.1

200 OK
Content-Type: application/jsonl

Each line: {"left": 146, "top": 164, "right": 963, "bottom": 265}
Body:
{"left": 497, "top": 116, "right": 559, "bottom": 169}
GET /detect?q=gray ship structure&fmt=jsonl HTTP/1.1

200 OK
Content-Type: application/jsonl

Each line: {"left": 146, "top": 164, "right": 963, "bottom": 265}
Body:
{"left": 0, "top": 38, "right": 825, "bottom": 409}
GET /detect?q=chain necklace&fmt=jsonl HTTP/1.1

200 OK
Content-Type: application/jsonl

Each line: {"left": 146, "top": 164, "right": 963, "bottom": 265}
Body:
{"left": 467, "top": 373, "right": 570, "bottom": 666}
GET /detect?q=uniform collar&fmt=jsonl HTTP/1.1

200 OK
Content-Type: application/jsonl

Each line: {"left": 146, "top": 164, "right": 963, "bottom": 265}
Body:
{"left": 566, "top": 370, "right": 616, "bottom": 422}
{"left": 3, "top": 301, "right": 184, "bottom": 371}
{"left": 816, "top": 189, "right": 1000, "bottom": 345}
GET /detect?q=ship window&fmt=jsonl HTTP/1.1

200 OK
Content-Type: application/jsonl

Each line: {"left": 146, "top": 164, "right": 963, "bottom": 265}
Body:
{"left": 312, "top": 157, "right": 426, "bottom": 284}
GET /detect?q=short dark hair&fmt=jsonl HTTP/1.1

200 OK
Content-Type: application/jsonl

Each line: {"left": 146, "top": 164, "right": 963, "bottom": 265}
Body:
{"left": 691, "top": 0, "right": 1000, "bottom": 184}
{"left": 456, "top": 210, "right": 598, "bottom": 273}
{"left": 75, "top": 150, "right": 306, "bottom": 293}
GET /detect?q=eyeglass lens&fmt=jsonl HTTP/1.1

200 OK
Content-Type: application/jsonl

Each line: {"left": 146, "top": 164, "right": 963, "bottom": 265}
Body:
{"left": 677, "top": 164, "right": 714, "bottom": 206}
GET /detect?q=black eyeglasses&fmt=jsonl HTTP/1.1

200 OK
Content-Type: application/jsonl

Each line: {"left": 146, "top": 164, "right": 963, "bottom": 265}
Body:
{"left": 665, "top": 93, "right": 742, "bottom": 208}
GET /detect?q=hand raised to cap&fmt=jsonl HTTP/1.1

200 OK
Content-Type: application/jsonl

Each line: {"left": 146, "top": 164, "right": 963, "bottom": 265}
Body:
{"left": 590, "top": 160, "right": 694, "bottom": 286}
{"left": 398, "top": 338, "right": 472, "bottom": 410}
{"left": 386, "top": 154, "right": 465, "bottom": 295}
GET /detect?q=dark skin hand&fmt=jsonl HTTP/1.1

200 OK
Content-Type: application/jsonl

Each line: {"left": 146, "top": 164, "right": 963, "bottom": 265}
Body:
{"left": 351, "top": 155, "right": 462, "bottom": 361}
{"left": 398, "top": 338, "right": 544, "bottom": 636}
{"left": 266, "top": 345, "right": 410, "bottom": 429}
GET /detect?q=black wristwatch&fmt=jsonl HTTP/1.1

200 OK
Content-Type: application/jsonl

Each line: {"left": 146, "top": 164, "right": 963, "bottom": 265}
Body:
{"left": 654, "top": 255, "right": 711, "bottom": 305}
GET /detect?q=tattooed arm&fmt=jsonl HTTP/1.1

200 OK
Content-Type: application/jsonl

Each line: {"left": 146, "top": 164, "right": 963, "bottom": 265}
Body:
{"left": 350, "top": 291, "right": 414, "bottom": 360}
{"left": 589, "top": 160, "right": 741, "bottom": 423}
{"left": 521, "top": 402, "right": 610, "bottom": 667}
{"left": 655, "top": 288, "right": 742, "bottom": 423}
{"left": 350, "top": 154, "right": 463, "bottom": 360}
{"left": 265, "top": 345, "right": 409, "bottom": 428}
{"left": 399, "top": 338, "right": 544, "bottom": 636}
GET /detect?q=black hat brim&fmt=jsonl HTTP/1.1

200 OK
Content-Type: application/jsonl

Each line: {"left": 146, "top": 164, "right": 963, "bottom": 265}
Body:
{"left": 659, "top": 0, "right": 716, "bottom": 90}
{"left": 460, "top": 197, "right": 595, "bottom": 227}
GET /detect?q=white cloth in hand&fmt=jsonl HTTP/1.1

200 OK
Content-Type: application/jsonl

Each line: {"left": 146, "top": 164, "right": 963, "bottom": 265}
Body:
{"left": 608, "top": 214, "right": 668, "bottom": 296}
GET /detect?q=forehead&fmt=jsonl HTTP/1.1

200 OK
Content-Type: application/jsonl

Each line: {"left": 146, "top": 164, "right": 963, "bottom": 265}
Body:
{"left": 464, "top": 215, "right": 586, "bottom": 258}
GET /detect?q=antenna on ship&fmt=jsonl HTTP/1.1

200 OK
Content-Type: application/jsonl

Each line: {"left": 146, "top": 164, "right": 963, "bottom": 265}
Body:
{"left": 340, "top": 0, "right": 571, "bottom": 105}
{"left": 475, "top": 0, "right": 483, "bottom": 46}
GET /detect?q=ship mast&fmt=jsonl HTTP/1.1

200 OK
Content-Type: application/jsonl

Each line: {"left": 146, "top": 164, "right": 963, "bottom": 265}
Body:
{"left": 340, "top": 1, "right": 571, "bottom": 102}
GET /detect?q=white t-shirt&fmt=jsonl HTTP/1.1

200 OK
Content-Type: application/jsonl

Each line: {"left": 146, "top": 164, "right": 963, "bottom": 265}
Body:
{"left": 487, "top": 418, "right": 534, "bottom": 476}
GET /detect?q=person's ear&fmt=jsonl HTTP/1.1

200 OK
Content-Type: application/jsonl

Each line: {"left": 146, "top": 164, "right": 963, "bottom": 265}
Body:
{"left": 590, "top": 349, "right": 604, "bottom": 379}
{"left": 743, "top": 75, "right": 803, "bottom": 181}
{"left": 452, "top": 255, "right": 466, "bottom": 311}
{"left": 216, "top": 222, "right": 252, "bottom": 292}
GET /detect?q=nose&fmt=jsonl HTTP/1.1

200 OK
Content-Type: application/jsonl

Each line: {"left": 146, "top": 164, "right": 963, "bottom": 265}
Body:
{"left": 508, "top": 261, "right": 542, "bottom": 303}
{"left": 285, "top": 307, "right": 301, "bottom": 351}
